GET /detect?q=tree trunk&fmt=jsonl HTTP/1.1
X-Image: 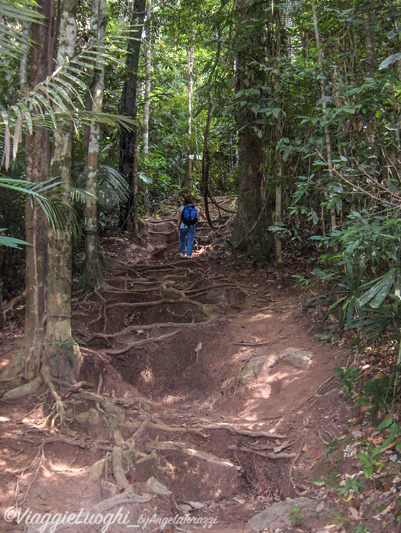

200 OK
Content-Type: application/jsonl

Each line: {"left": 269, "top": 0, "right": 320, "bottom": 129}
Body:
{"left": 310, "top": 0, "right": 336, "bottom": 231}
{"left": 119, "top": 0, "right": 146, "bottom": 234}
{"left": 273, "top": 7, "right": 283, "bottom": 264}
{"left": 142, "top": 0, "right": 151, "bottom": 213}
{"left": 187, "top": 35, "right": 195, "bottom": 192}
{"left": 228, "top": 0, "right": 273, "bottom": 258}
{"left": 0, "top": 0, "right": 55, "bottom": 383}
{"left": 46, "top": 0, "right": 81, "bottom": 382}
{"left": 84, "top": 0, "right": 107, "bottom": 289}
{"left": 275, "top": 149, "right": 283, "bottom": 265}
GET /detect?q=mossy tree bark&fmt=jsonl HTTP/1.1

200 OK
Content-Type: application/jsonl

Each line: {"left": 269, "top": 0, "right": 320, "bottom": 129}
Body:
{"left": 119, "top": 0, "right": 147, "bottom": 235}
{"left": 228, "top": 0, "right": 274, "bottom": 259}
{"left": 1, "top": 0, "right": 55, "bottom": 383}
{"left": 46, "top": 0, "right": 81, "bottom": 382}
{"left": 142, "top": 0, "right": 151, "bottom": 214}
{"left": 1, "top": 0, "right": 82, "bottom": 388}
{"left": 84, "top": 0, "right": 107, "bottom": 289}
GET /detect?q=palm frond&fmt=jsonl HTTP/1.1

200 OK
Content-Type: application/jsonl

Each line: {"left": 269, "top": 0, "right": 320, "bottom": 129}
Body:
{"left": 0, "top": 25, "right": 141, "bottom": 166}
{"left": 76, "top": 165, "right": 129, "bottom": 209}
{"left": 70, "top": 187, "right": 95, "bottom": 204}
{"left": 0, "top": 176, "right": 74, "bottom": 232}
{"left": 0, "top": 0, "right": 43, "bottom": 59}
{"left": 0, "top": 228, "right": 30, "bottom": 248}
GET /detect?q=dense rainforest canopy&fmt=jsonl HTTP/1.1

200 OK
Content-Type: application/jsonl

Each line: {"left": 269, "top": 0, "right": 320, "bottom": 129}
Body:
{"left": 0, "top": 0, "right": 400, "bottom": 424}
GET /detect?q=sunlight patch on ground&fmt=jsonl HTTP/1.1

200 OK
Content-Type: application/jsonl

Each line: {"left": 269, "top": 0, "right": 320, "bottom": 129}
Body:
{"left": 163, "top": 395, "right": 186, "bottom": 404}
{"left": 140, "top": 367, "right": 154, "bottom": 384}
{"left": 48, "top": 462, "right": 86, "bottom": 474}
{"left": 0, "top": 416, "right": 9, "bottom": 422}
{"left": 231, "top": 347, "right": 254, "bottom": 361}
{"left": 245, "top": 312, "right": 274, "bottom": 321}
{"left": 239, "top": 369, "right": 302, "bottom": 421}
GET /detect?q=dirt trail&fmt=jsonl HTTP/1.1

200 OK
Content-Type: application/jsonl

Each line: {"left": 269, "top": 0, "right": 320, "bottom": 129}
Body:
{"left": 0, "top": 201, "right": 373, "bottom": 533}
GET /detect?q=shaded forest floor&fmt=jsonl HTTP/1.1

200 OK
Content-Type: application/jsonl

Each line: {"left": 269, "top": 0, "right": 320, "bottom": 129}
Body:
{"left": 0, "top": 198, "right": 400, "bottom": 533}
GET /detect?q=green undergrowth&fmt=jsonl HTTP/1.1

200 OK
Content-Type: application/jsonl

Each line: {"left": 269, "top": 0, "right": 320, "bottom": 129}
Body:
{"left": 313, "top": 338, "right": 401, "bottom": 530}
{"left": 295, "top": 257, "right": 401, "bottom": 530}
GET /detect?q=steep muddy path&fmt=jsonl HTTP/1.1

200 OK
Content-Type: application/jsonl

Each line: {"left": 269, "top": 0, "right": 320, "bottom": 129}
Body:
{"left": 0, "top": 200, "right": 394, "bottom": 533}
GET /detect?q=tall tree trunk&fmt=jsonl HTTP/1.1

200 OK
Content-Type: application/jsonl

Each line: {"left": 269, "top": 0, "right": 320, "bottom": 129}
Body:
{"left": 273, "top": 8, "right": 283, "bottom": 264}
{"left": 84, "top": 0, "right": 107, "bottom": 288}
{"left": 46, "top": 0, "right": 81, "bottom": 382}
{"left": 187, "top": 35, "right": 195, "bottom": 192}
{"left": 119, "top": 0, "right": 146, "bottom": 234}
{"left": 0, "top": 0, "right": 55, "bottom": 383}
{"left": 142, "top": 0, "right": 151, "bottom": 213}
{"left": 19, "top": 21, "right": 30, "bottom": 96}
{"left": 228, "top": 0, "right": 273, "bottom": 257}
{"left": 310, "top": 0, "right": 336, "bottom": 231}
{"left": 201, "top": 33, "right": 222, "bottom": 228}
{"left": 363, "top": 10, "right": 376, "bottom": 144}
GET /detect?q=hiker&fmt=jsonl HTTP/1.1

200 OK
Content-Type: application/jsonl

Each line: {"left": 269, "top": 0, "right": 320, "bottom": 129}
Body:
{"left": 177, "top": 194, "right": 206, "bottom": 258}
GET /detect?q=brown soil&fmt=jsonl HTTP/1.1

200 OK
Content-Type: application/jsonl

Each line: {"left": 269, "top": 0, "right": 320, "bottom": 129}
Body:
{"left": 0, "top": 200, "right": 398, "bottom": 533}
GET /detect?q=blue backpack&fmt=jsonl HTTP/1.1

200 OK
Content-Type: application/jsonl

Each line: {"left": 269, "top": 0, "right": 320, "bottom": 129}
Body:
{"left": 181, "top": 204, "right": 198, "bottom": 227}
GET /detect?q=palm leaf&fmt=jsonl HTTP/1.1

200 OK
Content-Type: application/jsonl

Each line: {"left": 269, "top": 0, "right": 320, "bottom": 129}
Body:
{"left": 76, "top": 165, "right": 129, "bottom": 209}
{"left": 0, "top": 26, "right": 139, "bottom": 167}
{"left": 0, "top": 176, "right": 73, "bottom": 232}
{"left": 0, "top": 0, "right": 43, "bottom": 59}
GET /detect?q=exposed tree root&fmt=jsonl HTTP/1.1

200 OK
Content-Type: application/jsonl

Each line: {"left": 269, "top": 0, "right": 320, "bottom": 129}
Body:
{"left": 41, "top": 365, "right": 67, "bottom": 427}
{"left": 127, "top": 418, "right": 209, "bottom": 439}
{"left": 146, "top": 440, "right": 236, "bottom": 467}
{"left": 1, "top": 375, "right": 43, "bottom": 400}
{"left": 106, "top": 296, "right": 203, "bottom": 310}
{"left": 75, "top": 316, "right": 227, "bottom": 342}
{"left": 77, "top": 391, "right": 126, "bottom": 419}
{"left": 192, "top": 421, "right": 288, "bottom": 439}
{"left": 105, "top": 329, "right": 180, "bottom": 355}
{"left": 112, "top": 445, "right": 131, "bottom": 491}
{"left": 1, "top": 290, "right": 26, "bottom": 323}
{"left": 227, "top": 444, "right": 297, "bottom": 460}
{"left": 234, "top": 335, "right": 289, "bottom": 346}
{"left": 15, "top": 443, "right": 45, "bottom": 508}
{"left": 126, "top": 415, "right": 151, "bottom": 445}
{"left": 288, "top": 434, "right": 311, "bottom": 496}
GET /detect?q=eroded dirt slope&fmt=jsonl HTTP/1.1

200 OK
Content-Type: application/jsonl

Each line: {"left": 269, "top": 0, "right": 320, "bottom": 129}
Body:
{"left": 0, "top": 200, "right": 397, "bottom": 533}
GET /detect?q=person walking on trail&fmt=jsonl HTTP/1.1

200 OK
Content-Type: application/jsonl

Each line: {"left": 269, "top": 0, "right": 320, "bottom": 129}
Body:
{"left": 177, "top": 194, "right": 206, "bottom": 258}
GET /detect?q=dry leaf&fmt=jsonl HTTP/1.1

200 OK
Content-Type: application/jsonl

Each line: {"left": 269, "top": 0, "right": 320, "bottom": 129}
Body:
{"left": 373, "top": 502, "right": 394, "bottom": 520}
{"left": 348, "top": 507, "right": 359, "bottom": 520}
{"left": 195, "top": 342, "right": 202, "bottom": 353}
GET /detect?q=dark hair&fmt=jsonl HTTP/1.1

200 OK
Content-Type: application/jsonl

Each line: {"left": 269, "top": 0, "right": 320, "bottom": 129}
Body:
{"left": 184, "top": 194, "right": 193, "bottom": 205}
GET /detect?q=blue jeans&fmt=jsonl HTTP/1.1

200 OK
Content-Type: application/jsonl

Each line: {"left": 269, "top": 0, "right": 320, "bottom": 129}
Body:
{"left": 179, "top": 226, "right": 196, "bottom": 256}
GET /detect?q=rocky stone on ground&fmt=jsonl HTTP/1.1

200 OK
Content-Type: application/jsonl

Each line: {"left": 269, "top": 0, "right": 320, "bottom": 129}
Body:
{"left": 244, "top": 497, "right": 339, "bottom": 532}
